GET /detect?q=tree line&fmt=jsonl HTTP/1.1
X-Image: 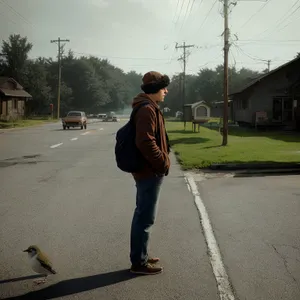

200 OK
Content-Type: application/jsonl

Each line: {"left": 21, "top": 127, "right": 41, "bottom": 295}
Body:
{"left": 0, "top": 34, "right": 280, "bottom": 117}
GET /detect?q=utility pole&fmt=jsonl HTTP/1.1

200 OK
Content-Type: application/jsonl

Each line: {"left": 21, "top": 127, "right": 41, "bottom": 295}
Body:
{"left": 222, "top": 0, "right": 230, "bottom": 146}
{"left": 179, "top": 72, "right": 183, "bottom": 118}
{"left": 51, "top": 37, "right": 70, "bottom": 119}
{"left": 175, "top": 42, "right": 194, "bottom": 129}
{"left": 267, "top": 60, "right": 271, "bottom": 72}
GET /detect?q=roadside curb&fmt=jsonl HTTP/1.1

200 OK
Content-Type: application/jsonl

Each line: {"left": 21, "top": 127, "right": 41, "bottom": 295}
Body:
{"left": 232, "top": 168, "right": 300, "bottom": 177}
{"left": 196, "top": 167, "right": 300, "bottom": 178}
{"left": 209, "top": 162, "right": 300, "bottom": 171}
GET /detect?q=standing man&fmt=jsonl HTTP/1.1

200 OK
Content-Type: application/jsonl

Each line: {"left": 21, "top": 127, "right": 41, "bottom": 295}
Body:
{"left": 130, "top": 71, "right": 171, "bottom": 275}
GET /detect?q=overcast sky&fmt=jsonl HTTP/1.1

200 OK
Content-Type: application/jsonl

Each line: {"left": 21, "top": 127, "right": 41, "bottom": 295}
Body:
{"left": 0, "top": 0, "right": 299, "bottom": 77}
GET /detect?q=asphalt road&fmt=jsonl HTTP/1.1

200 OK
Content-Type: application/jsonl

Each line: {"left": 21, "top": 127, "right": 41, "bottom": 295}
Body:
{"left": 195, "top": 172, "right": 300, "bottom": 300}
{"left": 0, "top": 120, "right": 219, "bottom": 300}
{"left": 1, "top": 120, "right": 299, "bottom": 300}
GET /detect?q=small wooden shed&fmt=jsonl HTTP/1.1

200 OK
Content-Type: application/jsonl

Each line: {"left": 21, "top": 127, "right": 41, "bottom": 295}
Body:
{"left": 184, "top": 101, "right": 211, "bottom": 120}
{"left": 183, "top": 101, "right": 211, "bottom": 132}
{"left": 0, "top": 77, "right": 32, "bottom": 121}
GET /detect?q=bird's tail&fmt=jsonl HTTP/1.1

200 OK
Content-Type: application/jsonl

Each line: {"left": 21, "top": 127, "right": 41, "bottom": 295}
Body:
{"left": 50, "top": 268, "right": 57, "bottom": 274}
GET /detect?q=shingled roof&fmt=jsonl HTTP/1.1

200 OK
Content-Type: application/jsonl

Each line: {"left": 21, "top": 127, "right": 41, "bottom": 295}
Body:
{"left": 0, "top": 76, "right": 32, "bottom": 98}
{"left": 229, "top": 56, "right": 300, "bottom": 96}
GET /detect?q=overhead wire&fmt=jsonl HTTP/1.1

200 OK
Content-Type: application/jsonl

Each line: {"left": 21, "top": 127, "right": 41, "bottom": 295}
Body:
{"left": 237, "top": 0, "right": 271, "bottom": 32}
{"left": 73, "top": 51, "right": 174, "bottom": 61}
{"left": 175, "top": 0, "right": 186, "bottom": 26}
{"left": 250, "top": 0, "right": 300, "bottom": 39}
{"left": 0, "top": 0, "right": 35, "bottom": 28}
{"left": 196, "top": 0, "right": 219, "bottom": 33}
{"left": 232, "top": 43, "right": 269, "bottom": 62}
{"left": 179, "top": 0, "right": 193, "bottom": 32}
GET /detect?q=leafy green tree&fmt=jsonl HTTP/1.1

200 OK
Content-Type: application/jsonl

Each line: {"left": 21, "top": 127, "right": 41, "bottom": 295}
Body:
{"left": 1, "top": 34, "right": 33, "bottom": 82}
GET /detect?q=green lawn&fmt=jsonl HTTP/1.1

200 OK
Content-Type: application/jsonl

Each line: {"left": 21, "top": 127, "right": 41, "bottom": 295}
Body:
{"left": 166, "top": 121, "right": 300, "bottom": 169}
{"left": 0, "top": 118, "right": 57, "bottom": 129}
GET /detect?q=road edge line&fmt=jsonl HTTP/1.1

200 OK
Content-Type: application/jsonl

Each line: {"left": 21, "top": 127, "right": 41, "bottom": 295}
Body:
{"left": 184, "top": 172, "right": 236, "bottom": 300}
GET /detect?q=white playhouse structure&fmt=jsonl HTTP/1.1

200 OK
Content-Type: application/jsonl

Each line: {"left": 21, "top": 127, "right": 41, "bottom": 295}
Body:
{"left": 183, "top": 101, "right": 211, "bottom": 132}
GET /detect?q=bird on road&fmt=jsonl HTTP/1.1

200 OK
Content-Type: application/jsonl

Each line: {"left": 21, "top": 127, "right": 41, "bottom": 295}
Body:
{"left": 23, "top": 245, "right": 57, "bottom": 285}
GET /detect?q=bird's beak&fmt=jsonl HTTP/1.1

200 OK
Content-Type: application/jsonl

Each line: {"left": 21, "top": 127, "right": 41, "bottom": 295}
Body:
{"left": 23, "top": 249, "right": 29, "bottom": 252}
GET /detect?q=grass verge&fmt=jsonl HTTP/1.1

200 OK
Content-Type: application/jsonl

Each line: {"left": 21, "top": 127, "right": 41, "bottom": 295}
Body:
{"left": 166, "top": 121, "right": 300, "bottom": 169}
{"left": 0, "top": 119, "right": 58, "bottom": 129}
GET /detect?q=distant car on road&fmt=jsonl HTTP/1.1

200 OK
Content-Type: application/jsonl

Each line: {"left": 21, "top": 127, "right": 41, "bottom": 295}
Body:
{"left": 102, "top": 111, "right": 118, "bottom": 122}
{"left": 62, "top": 111, "right": 87, "bottom": 130}
{"left": 97, "top": 113, "right": 107, "bottom": 119}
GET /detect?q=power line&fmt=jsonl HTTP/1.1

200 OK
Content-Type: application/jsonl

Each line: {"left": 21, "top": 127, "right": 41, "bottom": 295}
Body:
{"left": 183, "top": 0, "right": 205, "bottom": 41}
{"left": 263, "top": 2, "right": 300, "bottom": 38}
{"left": 250, "top": 0, "right": 300, "bottom": 39}
{"left": 0, "top": 10, "right": 17, "bottom": 25}
{"left": 179, "top": 0, "right": 193, "bottom": 32}
{"left": 233, "top": 43, "right": 269, "bottom": 62}
{"left": 187, "top": 0, "right": 196, "bottom": 18}
{"left": 164, "top": 0, "right": 186, "bottom": 51}
{"left": 238, "top": 39, "right": 300, "bottom": 42}
{"left": 179, "top": 0, "right": 198, "bottom": 34}
{"left": 186, "top": 0, "right": 219, "bottom": 42}
{"left": 237, "top": 0, "right": 271, "bottom": 31}
{"left": 275, "top": 14, "right": 300, "bottom": 33}
{"left": 173, "top": 0, "right": 181, "bottom": 23}
{"left": 196, "top": 0, "right": 219, "bottom": 33}
{"left": 175, "top": 0, "right": 186, "bottom": 26}
{"left": 233, "top": 43, "right": 273, "bottom": 71}
{"left": 0, "top": 0, "right": 34, "bottom": 27}
{"left": 73, "top": 51, "right": 173, "bottom": 61}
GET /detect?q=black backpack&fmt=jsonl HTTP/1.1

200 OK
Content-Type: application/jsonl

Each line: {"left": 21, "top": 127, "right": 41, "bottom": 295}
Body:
{"left": 115, "top": 102, "right": 160, "bottom": 173}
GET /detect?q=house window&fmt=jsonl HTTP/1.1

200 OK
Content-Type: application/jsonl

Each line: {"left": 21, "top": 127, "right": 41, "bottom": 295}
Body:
{"left": 236, "top": 98, "right": 248, "bottom": 110}
{"left": 13, "top": 99, "right": 17, "bottom": 109}
{"left": 273, "top": 97, "right": 293, "bottom": 122}
{"left": 242, "top": 99, "right": 248, "bottom": 109}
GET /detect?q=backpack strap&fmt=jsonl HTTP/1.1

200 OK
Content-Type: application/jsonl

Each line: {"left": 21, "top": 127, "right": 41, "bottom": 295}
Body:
{"left": 130, "top": 101, "right": 161, "bottom": 139}
{"left": 129, "top": 101, "right": 150, "bottom": 123}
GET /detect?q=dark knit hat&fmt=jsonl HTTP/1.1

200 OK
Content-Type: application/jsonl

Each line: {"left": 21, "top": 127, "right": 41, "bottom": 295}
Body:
{"left": 141, "top": 71, "right": 170, "bottom": 94}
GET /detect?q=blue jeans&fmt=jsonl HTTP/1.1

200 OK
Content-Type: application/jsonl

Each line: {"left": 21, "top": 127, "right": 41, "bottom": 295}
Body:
{"left": 130, "top": 175, "right": 164, "bottom": 266}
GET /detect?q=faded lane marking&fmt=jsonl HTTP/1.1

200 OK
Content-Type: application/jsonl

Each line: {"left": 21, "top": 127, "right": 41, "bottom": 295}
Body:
{"left": 71, "top": 138, "right": 78, "bottom": 141}
{"left": 50, "top": 143, "right": 63, "bottom": 149}
{"left": 98, "top": 128, "right": 104, "bottom": 131}
{"left": 185, "top": 173, "right": 235, "bottom": 300}
{"left": 80, "top": 131, "right": 90, "bottom": 136}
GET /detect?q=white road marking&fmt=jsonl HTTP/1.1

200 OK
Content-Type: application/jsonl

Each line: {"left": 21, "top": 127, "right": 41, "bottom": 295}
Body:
{"left": 50, "top": 143, "right": 63, "bottom": 149}
{"left": 185, "top": 173, "right": 235, "bottom": 300}
{"left": 81, "top": 131, "right": 90, "bottom": 135}
{"left": 98, "top": 128, "right": 104, "bottom": 131}
{"left": 71, "top": 137, "right": 78, "bottom": 141}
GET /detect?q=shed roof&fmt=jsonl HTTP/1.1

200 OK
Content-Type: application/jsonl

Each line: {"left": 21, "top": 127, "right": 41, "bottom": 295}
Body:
{"left": 184, "top": 101, "right": 209, "bottom": 108}
{"left": 0, "top": 76, "right": 32, "bottom": 98}
{"left": 0, "top": 76, "right": 24, "bottom": 89}
{"left": 0, "top": 88, "right": 32, "bottom": 98}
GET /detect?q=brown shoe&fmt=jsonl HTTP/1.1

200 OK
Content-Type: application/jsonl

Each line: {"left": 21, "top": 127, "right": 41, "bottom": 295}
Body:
{"left": 130, "top": 263, "right": 163, "bottom": 275}
{"left": 147, "top": 257, "right": 160, "bottom": 264}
